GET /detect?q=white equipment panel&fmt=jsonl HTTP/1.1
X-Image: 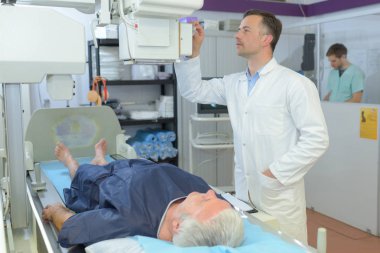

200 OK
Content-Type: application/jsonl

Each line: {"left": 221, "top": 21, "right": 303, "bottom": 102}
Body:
{"left": 0, "top": 5, "right": 86, "bottom": 83}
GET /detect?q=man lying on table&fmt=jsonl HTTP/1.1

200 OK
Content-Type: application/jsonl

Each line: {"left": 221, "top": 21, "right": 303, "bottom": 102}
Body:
{"left": 42, "top": 139, "right": 244, "bottom": 248}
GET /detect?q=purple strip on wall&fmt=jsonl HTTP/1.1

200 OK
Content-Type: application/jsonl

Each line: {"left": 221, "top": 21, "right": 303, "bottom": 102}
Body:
{"left": 306, "top": 0, "right": 380, "bottom": 16}
{"left": 202, "top": 0, "right": 380, "bottom": 17}
{"left": 201, "top": 0, "right": 304, "bottom": 17}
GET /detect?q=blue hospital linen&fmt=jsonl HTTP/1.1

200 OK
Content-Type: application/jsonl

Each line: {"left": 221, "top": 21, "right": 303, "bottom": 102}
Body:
{"left": 327, "top": 64, "right": 364, "bottom": 102}
{"left": 40, "top": 156, "right": 114, "bottom": 200}
{"left": 136, "top": 219, "right": 307, "bottom": 253}
{"left": 59, "top": 159, "right": 211, "bottom": 248}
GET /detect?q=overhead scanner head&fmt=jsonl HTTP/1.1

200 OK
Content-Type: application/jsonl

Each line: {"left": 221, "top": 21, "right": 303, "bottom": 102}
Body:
{"left": 118, "top": 0, "right": 204, "bottom": 63}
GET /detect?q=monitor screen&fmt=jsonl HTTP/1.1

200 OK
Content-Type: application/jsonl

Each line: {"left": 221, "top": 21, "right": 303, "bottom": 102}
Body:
{"left": 197, "top": 103, "right": 228, "bottom": 114}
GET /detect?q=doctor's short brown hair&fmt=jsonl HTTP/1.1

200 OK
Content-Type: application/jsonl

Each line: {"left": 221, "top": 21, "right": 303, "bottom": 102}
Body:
{"left": 243, "top": 9, "right": 282, "bottom": 52}
{"left": 326, "top": 43, "right": 347, "bottom": 58}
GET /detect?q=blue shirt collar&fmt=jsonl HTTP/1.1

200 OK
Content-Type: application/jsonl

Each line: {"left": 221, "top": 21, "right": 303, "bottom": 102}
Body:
{"left": 245, "top": 61, "right": 270, "bottom": 80}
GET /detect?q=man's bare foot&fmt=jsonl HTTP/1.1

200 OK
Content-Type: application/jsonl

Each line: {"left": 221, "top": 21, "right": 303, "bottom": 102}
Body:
{"left": 55, "top": 143, "right": 73, "bottom": 166}
{"left": 91, "top": 139, "right": 108, "bottom": 166}
{"left": 55, "top": 142, "right": 79, "bottom": 178}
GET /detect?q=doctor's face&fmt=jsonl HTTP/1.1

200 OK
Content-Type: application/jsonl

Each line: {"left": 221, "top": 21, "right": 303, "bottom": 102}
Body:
{"left": 235, "top": 15, "right": 268, "bottom": 58}
{"left": 328, "top": 55, "right": 345, "bottom": 69}
{"left": 177, "top": 190, "right": 231, "bottom": 221}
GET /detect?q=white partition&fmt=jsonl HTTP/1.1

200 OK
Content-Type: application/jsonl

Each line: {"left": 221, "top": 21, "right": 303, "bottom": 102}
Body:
{"left": 305, "top": 102, "right": 380, "bottom": 236}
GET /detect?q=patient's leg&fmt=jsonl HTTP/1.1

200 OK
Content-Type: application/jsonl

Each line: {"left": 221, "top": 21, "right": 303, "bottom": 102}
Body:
{"left": 90, "top": 138, "right": 108, "bottom": 166}
{"left": 55, "top": 143, "right": 79, "bottom": 179}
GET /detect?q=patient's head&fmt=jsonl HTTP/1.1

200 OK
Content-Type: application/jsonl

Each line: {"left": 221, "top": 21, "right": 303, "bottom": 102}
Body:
{"left": 172, "top": 190, "right": 244, "bottom": 247}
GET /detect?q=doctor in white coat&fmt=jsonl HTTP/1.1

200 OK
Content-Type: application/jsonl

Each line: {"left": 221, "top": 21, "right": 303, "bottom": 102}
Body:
{"left": 175, "top": 9, "right": 329, "bottom": 244}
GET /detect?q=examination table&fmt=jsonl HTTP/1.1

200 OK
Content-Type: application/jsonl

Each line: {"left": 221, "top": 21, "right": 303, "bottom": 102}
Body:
{"left": 24, "top": 107, "right": 322, "bottom": 253}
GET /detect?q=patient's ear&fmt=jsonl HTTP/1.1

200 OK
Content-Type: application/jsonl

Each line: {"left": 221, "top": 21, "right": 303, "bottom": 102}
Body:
{"left": 171, "top": 219, "right": 180, "bottom": 234}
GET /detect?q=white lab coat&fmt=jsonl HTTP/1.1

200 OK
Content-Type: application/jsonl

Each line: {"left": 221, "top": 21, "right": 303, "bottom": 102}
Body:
{"left": 175, "top": 56, "right": 329, "bottom": 243}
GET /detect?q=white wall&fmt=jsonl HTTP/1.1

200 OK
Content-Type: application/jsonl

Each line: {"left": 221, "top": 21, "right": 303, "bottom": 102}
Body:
{"left": 306, "top": 102, "right": 380, "bottom": 236}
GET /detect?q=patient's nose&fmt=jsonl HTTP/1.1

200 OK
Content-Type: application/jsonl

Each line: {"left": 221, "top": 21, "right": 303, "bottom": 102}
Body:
{"left": 205, "top": 190, "right": 216, "bottom": 199}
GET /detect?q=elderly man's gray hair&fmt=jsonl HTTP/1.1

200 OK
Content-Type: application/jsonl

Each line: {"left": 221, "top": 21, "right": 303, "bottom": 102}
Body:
{"left": 172, "top": 208, "right": 244, "bottom": 247}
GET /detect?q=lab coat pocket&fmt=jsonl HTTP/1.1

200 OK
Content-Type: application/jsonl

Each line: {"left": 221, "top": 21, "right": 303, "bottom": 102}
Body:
{"left": 253, "top": 105, "right": 284, "bottom": 136}
{"left": 259, "top": 173, "right": 290, "bottom": 212}
{"left": 259, "top": 173, "right": 283, "bottom": 190}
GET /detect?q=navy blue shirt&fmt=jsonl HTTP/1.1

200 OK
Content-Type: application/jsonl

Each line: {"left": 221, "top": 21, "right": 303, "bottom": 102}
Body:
{"left": 59, "top": 159, "right": 211, "bottom": 247}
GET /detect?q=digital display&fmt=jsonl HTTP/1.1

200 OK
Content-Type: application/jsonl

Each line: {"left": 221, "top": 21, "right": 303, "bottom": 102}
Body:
{"left": 197, "top": 103, "right": 228, "bottom": 114}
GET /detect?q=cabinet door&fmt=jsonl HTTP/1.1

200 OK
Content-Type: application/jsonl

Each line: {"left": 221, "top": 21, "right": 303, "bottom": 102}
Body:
{"left": 216, "top": 36, "right": 247, "bottom": 76}
{"left": 200, "top": 36, "right": 218, "bottom": 77}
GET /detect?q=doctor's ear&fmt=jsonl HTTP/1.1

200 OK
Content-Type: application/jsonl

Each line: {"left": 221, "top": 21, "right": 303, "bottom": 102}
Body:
{"left": 262, "top": 34, "right": 273, "bottom": 46}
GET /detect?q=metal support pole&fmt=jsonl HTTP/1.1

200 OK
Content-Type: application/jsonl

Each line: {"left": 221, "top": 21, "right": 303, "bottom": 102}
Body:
{"left": 4, "top": 84, "right": 27, "bottom": 228}
{"left": 316, "top": 23, "right": 322, "bottom": 99}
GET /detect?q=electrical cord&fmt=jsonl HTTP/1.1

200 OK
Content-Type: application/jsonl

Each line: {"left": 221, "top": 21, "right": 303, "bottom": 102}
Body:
{"left": 91, "top": 18, "right": 99, "bottom": 48}
{"left": 298, "top": 3, "right": 306, "bottom": 18}
{"left": 118, "top": 0, "right": 137, "bottom": 61}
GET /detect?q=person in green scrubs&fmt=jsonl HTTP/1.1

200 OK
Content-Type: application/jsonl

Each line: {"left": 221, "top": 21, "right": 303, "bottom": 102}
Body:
{"left": 323, "top": 43, "right": 365, "bottom": 103}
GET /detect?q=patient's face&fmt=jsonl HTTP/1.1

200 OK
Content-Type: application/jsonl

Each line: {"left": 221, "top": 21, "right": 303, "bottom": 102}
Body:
{"left": 178, "top": 190, "right": 231, "bottom": 221}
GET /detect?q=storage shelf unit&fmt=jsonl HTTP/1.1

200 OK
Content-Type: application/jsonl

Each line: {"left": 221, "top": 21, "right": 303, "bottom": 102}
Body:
{"left": 189, "top": 115, "right": 234, "bottom": 190}
{"left": 118, "top": 117, "right": 175, "bottom": 126}
{"left": 88, "top": 39, "right": 178, "bottom": 165}
{"left": 107, "top": 79, "right": 175, "bottom": 86}
{"left": 190, "top": 115, "right": 234, "bottom": 150}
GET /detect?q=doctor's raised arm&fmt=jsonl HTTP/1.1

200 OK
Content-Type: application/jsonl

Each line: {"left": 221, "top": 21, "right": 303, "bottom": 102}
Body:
{"left": 190, "top": 22, "right": 205, "bottom": 58}
{"left": 174, "top": 21, "right": 227, "bottom": 106}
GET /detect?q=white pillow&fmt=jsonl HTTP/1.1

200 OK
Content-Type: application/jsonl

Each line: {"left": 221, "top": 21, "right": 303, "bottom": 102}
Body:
{"left": 85, "top": 237, "right": 144, "bottom": 253}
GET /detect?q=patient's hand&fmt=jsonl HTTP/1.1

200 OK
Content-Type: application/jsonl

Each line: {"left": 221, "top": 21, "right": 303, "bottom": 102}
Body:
{"left": 42, "top": 203, "right": 64, "bottom": 222}
{"left": 42, "top": 203, "right": 74, "bottom": 231}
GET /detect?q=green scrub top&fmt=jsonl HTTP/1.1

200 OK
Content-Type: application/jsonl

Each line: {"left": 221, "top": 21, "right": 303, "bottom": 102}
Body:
{"left": 327, "top": 64, "right": 364, "bottom": 102}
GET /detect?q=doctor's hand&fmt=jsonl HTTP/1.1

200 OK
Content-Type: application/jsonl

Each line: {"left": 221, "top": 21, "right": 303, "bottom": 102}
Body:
{"left": 262, "top": 169, "right": 277, "bottom": 179}
{"left": 191, "top": 21, "right": 205, "bottom": 58}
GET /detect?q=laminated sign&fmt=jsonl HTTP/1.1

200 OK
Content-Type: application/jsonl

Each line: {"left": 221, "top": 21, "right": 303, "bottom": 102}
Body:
{"left": 360, "top": 107, "right": 378, "bottom": 140}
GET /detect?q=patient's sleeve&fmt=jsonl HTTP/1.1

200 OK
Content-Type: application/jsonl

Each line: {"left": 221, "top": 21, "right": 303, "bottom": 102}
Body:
{"left": 59, "top": 207, "right": 141, "bottom": 248}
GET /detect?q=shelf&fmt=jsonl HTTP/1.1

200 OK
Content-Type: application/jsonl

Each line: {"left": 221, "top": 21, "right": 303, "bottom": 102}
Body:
{"left": 191, "top": 140, "right": 234, "bottom": 150}
{"left": 153, "top": 156, "right": 178, "bottom": 165}
{"left": 107, "top": 79, "right": 175, "bottom": 86}
{"left": 88, "top": 39, "right": 119, "bottom": 47}
{"left": 190, "top": 115, "right": 230, "bottom": 122}
{"left": 119, "top": 117, "right": 175, "bottom": 126}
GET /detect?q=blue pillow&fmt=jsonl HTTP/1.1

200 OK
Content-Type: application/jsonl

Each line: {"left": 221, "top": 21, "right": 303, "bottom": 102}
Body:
{"left": 136, "top": 219, "right": 308, "bottom": 253}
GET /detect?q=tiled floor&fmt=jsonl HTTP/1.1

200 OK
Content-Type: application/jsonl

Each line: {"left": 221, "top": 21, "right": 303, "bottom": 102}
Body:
{"left": 307, "top": 209, "right": 380, "bottom": 253}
